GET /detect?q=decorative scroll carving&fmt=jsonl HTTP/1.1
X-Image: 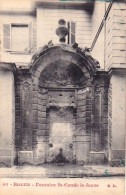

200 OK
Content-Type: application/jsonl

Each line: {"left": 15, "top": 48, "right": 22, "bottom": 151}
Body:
{"left": 19, "top": 79, "right": 32, "bottom": 151}
{"left": 23, "top": 82, "right": 30, "bottom": 97}
{"left": 39, "top": 60, "right": 87, "bottom": 88}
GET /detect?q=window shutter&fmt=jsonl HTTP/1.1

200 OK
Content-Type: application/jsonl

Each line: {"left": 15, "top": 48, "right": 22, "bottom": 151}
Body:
{"left": 71, "top": 21, "right": 75, "bottom": 44}
{"left": 29, "top": 22, "right": 32, "bottom": 50}
{"left": 3, "top": 24, "right": 11, "bottom": 50}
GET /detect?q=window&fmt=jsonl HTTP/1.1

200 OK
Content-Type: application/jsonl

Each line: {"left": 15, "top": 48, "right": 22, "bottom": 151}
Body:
{"left": 3, "top": 23, "right": 31, "bottom": 52}
{"left": 67, "top": 21, "right": 76, "bottom": 44}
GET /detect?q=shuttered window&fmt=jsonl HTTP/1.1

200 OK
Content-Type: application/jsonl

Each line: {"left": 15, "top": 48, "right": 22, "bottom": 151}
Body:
{"left": 11, "top": 24, "right": 29, "bottom": 52}
{"left": 3, "top": 23, "right": 31, "bottom": 52}
{"left": 67, "top": 21, "right": 76, "bottom": 44}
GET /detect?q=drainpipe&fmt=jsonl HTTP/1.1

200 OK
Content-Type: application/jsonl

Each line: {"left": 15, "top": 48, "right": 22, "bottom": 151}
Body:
{"left": 104, "top": 1, "right": 106, "bottom": 71}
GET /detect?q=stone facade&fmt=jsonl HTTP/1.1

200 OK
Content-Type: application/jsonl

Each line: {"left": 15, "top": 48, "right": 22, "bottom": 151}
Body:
{"left": 12, "top": 44, "right": 108, "bottom": 165}
{"left": 0, "top": 0, "right": 125, "bottom": 167}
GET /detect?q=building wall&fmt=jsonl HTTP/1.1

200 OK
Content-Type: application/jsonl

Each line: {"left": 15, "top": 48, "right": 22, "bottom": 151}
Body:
{"left": 92, "top": 1, "right": 105, "bottom": 41}
{"left": 0, "top": 13, "right": 36, "bottom": 66}
{"left": 106, "top": 2, "right": 126, "bottom": 70}
{"left": 0, "top": 66, "right": 15, "bottom": 166}
{"left": 108, "top": 73, "right": 126, "bottom": 165}
{"left": 91, "top": 1, "right": 126, "bottom": 71}
{"left": 0, "top": 4, "right": 93, "bottom": 67}
{"left": 37, "top": 7, "right": 92, "bottom": 49}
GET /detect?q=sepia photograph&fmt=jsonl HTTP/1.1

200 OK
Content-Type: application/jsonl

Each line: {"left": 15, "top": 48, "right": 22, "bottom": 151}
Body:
{"left": 0, "top": 0, "right": 125, "bottom": 194}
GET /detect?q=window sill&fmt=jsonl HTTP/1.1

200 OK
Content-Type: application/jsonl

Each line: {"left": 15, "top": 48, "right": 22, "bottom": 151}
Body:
{"left": 9, "top": 51, "right": 31, "bottom": 55}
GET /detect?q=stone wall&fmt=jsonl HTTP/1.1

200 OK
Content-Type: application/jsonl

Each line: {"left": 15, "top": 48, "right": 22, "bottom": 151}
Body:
{"left": 0, "top": 63, "right": 16, "bottom": 166}
{"left": 108, "top": 70, "right": 126, "bottom": 166}
{"left": 15, "top": 69, "right": 109, "bottom": 165}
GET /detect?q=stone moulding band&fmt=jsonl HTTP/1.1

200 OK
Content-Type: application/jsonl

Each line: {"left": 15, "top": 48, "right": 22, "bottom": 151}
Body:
{"left": 0, "top": 62, "right": 17, "bottom": 72}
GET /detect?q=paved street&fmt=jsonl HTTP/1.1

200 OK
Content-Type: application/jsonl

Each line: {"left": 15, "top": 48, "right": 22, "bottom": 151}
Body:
{"left": 0, "top": 164, "right": 125, "bottom": 178}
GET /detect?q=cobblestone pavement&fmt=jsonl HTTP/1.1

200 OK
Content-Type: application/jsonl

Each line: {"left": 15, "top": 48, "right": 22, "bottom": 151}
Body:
{"left": 0, "top": 164, "right": 125, "bottom": 178}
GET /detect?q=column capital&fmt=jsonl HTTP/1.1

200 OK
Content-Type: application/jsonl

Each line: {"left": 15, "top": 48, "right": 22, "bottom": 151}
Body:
{"left": 0, "top": 62, "right": 16, "bottom": 72}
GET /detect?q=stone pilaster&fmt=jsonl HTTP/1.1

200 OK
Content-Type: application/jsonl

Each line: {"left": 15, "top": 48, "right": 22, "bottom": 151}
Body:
{"left": 0, "top": 62, "right": 16, "bottom": 166}
{"left": 33, "top": 87, "right": 48, "bottom": 164}
{"left": 76, "top": 88, "right": 91, "bottom": 164}
{"left": 90, "top": 72, "right": 108, "bottom": 164}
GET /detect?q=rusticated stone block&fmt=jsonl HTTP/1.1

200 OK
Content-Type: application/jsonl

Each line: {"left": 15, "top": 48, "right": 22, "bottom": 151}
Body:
{"left": 77, "top": 105, "right": 86, "bottom": 112}
{"left": 15, "top": 123, "right": 21, "bottom": 129}
{"left": 15, "top": 84, "right": 20, "bottom": 90}
{"left": 34, "top": 70, "right": 41, "bottom": 78}
{"left": 32, "top": 104, "right": 38, "bottom": 110}
{"left": 86, "top": 117, "right": 91, "bottom": 123}
{"left": 90, "top": 151, "right": 105, "bottom": 164}
{"left": 86, "top": 99, "right": 92, "bottom": 105}
{"left": 15, "top": 116, "right": 20, "bottom": 123}
{"left": 15, "top": 103, "right": 20, "bottom": 110}
{"left": 33, "top": 130, "right": 49, "bottom": 136}
{"left": 15, "top": 90, "right": 20, "bottom": 97}
{"left": 77, "top": 112, "right": 86, "bottom": 118}
{"left": 33, "top": 77, "right": 39, "bottom": 85}
{"left": 86, "top": 105, "right": 92, "bottom": 111}
{"left": 102, "top": 117, "right": 108, "bottom": 123}
{"left": 103, "top": 105, "right": 108, "bottom": 111}
{"left": 86, "top": 123, "right": 92, "bottom": 130}
{"left": 92, "top": 122, "right": 101, "bottom": 129}
{"left": 33, "top": 117, "right": 38, "bottom": 123}
{"left": 86, "top": 111, "right": 91, "bottom": 117}
{"left": 77, "top": 101, "right": 85, "bottom": 106}
{"left": 38, "top": 104, "right": 46, "bottom": 111}
{"left": 18, "top": 151, "right": 33, "bottom": 165}
{"left": 33, "top": 136, "right": 49, "bottom": 142}
{"left": 38, "top": 111, "right": 46, "bottom": 118}
{"left": 32, "top": 98, "right": 38, "bottom": 104}
{"left": 76, "top": 118, "right": 86, "bottom": 124}
{"left": 77, "top": 94, "right": 86, "bottom": 100}
{"left": 103, "top": 124, "right": 108, "bottom": 129}
{"left": 38, "top": 118, "right": 47, "bottom": 124}
{"left": 75, "top": 136, "right": 91, "bottom": 142}
{"left": 15, "top": 98, "right": 20, "bottom": 103}
{"left": 33, "top": 110, "right": 38, "bottom": 117}
{"left": 38, "top": 124, "right": 47, "bottom": 130}
{"left": 75, "top": 142, "right": 90, "bottom": 163}
{"left": 38, "top": 106, "right": 46, "bottom": 112}
{"left": 103, "top": 130, "right": 108, "bottom": 136}
{"left": 15, "top": 110, "right": 20, "bottom": 116}
{"left": 76, "top": 127, "right": 87, "bottom": 135}
{"left": 32, "top": 123, "right": 38, "bottom": 129}
{"left": 103, "top": 98, "right": 108, "bottom": 104}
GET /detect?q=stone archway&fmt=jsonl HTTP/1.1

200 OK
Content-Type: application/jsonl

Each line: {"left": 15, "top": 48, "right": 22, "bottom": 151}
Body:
{"left": 29, "top": 45, "right": 98, "bottom": 165}
{"left": 16, "top": 44, "right": 108, "bottom": 166}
